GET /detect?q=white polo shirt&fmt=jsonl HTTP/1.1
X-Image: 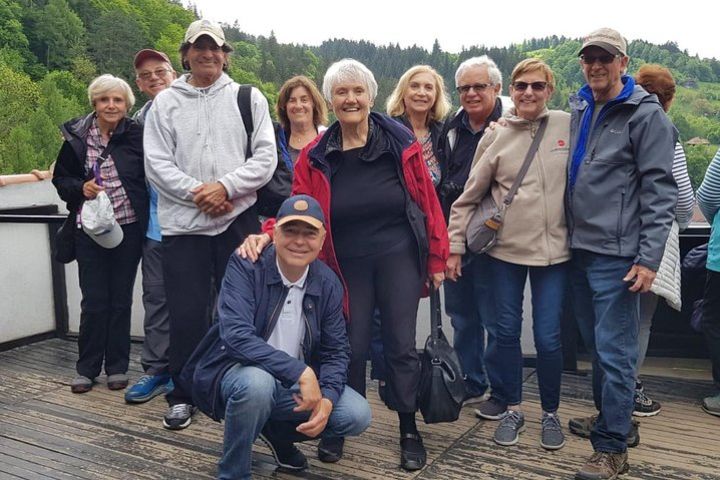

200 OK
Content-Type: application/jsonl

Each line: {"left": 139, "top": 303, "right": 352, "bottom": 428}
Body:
{"left": 266, "top": 261, "right": 309, "bottom": 359}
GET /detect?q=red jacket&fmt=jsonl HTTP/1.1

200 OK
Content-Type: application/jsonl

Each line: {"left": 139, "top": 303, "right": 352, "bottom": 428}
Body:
{"left": 265, "top": 113, "right": 449, "bottom": 316}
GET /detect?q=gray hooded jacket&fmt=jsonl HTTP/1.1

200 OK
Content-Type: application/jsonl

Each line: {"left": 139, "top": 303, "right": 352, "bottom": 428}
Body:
{"left": 144, "top": 73, "right": 277, "bottom": 236}
{"left": 567, "top": 86, "right": 677, "bottom": 271}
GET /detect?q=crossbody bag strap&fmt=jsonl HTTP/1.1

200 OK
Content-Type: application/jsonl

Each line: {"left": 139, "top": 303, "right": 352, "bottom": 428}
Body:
{"left": 236, "top": 84, "right": 254, "bottom": 159}
{"left": 92, "top": 142, "right": 118, "bottom": 187}
{"left": 502, "top": 116, "right": 548, "bottom": 207}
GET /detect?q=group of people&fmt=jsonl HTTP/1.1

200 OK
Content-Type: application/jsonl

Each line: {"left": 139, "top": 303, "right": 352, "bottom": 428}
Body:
{"left": 50, "top": 19, "right": 720, "bottom": 480}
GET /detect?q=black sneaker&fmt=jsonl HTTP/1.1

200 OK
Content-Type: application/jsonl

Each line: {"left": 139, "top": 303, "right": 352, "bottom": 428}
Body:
{"left": 259, "top": 425, "right": 308, "bottom": 471}
{"left": 318, "top": 436, "right": 344, "bottom": 463}
{"left": 568, "top": 414, "right": 640, "bottom": 447}
{"left": 475, "top": 397, "right": 507, "bottom": 420}
{"left": 633, "top": 384, "right": 661, "bottom": 417}
{"left": 399, "top": 433, "right": 426, "bottom": 471}
{"left": 162, "top": 403, "right": 196, "bottom": 430}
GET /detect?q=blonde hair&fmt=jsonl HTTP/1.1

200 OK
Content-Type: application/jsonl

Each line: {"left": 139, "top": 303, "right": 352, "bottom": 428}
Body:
{"left": 510, "top": 58, "right": 555, "bottom": 90}
{"left": 87, "top": 74, "right": 135, "bottom": 111}
{"left": 386, "top": 65, "right": 451, "bottom": 122}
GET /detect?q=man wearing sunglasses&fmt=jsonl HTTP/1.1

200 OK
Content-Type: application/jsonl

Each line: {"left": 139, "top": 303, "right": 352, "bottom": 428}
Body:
{"left": 567, "top": 28, "right": 677, "bottom": 480}
{"left": 440, "top": 56, "right": 505, "bottom": 416}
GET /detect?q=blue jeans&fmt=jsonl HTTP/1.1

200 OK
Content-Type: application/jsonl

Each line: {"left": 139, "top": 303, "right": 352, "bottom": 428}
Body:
{"left": 218, "top": 365, "right": 371, "bottom": 480}
{"left": 444, "top": 253, "right": 496, "bottom": 398}
{"left": 488, "top": 257, "right": 567, "bottom": 412}
{"left": 570, "top": 250, "right": 639, "bottom": 454}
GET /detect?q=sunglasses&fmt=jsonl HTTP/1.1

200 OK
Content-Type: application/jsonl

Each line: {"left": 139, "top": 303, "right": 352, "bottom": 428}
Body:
{"left": 580, "top": 53, "right": 620, "bottom": 65}
{"left": 512, "top": 81, "right": 548, "bottom": 92}
{"left": 456, "top": 83, "right": 493, "bottom": 95}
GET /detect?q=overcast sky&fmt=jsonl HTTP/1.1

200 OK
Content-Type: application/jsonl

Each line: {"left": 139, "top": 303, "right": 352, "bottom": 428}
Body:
{"left": 189, "top": 0, "right": 720, "bottom": 61}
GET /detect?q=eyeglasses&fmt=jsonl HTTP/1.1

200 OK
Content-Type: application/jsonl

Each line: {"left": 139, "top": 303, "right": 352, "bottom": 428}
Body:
{"left": 580, "top": 53, "right": 620, "bottom": 65}
{"left": 512, "top": 81, "right": 548, "bottom": 92}
{"left": 137, "top": 68, "right": 172, "bottom": 80}
{"left": 456, "top": 83, "right": 493, "bottom": 95}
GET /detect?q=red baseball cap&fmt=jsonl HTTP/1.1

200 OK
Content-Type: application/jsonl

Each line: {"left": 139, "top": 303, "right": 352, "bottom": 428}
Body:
{"left": 133, "top": 49, "right": 171, "bottom": 69}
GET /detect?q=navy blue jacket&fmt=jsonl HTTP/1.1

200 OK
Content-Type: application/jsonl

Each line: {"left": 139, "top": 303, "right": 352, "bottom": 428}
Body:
{"left": 179, "top": 246, "right": 349, "bottom": 421}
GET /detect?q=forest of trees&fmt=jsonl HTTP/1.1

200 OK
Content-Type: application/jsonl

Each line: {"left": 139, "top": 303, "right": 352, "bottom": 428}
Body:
{"left": 1, "top": 0, "right": 719, "bottom": 187}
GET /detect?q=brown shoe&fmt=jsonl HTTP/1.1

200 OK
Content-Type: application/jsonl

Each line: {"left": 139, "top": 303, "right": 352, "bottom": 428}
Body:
{"left": 107, "top": 374, "right": 129, "bottom": 390}
{"left": 70, "top": 376, "right": 93, "bottom": 393}
{"left": 575, "top": 451, "right": 629, "bottom": 480}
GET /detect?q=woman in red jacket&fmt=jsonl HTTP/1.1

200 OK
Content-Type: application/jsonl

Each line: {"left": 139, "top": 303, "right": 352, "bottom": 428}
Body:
{"left": 239, "top": 59, "right": 448, "bottom": 471}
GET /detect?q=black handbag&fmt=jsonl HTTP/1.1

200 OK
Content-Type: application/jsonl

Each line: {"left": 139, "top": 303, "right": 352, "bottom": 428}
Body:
{"left": 466, "top": 117, "right": 548, "bottom": 254}
{"left": 53, "top": 212, "right": 77, "bottom": 263}
{"left": 417, "top": 285, "right": 466, "bottom": 424}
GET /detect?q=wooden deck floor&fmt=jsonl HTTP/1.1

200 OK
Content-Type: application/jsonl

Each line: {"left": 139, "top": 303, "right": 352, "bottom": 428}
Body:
{"left": 1, "top": 339, "right": 719, "bottom": 479}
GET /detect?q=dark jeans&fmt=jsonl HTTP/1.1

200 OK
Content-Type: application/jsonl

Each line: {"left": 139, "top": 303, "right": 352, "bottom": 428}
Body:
{"left": 444, "top": 253, "right": 496, "bottom": 398}
{"left": 570, "top": 250, "right": 639, "bottom": 454}
{"left": 75, "top": 222, "right": 143, "bottom": 378}
{"left": 339, "top": 239, "right": 424, "bottom": 413}
{"left": 702, "top": 269, "right": 720, "bottom": 388}
{"left": 487, "top": 257, "right": 567, "bottom": 412}
{"left": 164, "top": 209, "right": 259, "bottom": 406}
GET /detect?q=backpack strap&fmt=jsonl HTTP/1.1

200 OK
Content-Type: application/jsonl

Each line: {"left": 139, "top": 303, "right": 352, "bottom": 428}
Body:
{"left": 236, "top": 85, "right": 254, "bottom": 158}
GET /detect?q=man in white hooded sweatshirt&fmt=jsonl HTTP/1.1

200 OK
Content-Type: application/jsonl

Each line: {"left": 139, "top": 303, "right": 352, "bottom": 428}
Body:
{"left": 144, "top": 19, "right": 277, "bottom": 430}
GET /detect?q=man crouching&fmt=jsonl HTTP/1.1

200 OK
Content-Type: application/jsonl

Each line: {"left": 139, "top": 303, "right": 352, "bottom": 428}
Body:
{"left": 180, "top": 195, "right": 371, "bottom": 479}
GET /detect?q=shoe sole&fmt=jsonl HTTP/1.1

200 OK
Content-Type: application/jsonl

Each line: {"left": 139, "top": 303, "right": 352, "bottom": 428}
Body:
{"left": 71, "top": 385, "right": 92, "bottom": 394}
{"left": 108, "top": 382, "right": 128, "bottom": 391}
{"left": 494, "top": 425, "right": 526, "bottom": 446}
{"left": 540, "top": 438, "right": 566, "bottom": 450}
{"left": 702, "top": 405, "right": 720, "bottom": 417}
{"left": 575, "top": 462, "right": 629, "bottom": 480}
{"left": 258, "top": 433, "right": 308, "bottom": 471}
{"left": 632, "top": 407, "right": 661, "bottom": 417}
{"left": 125, "top": 384, "right": 171, "bottom": 404}
{"left": 163, "top": 416, "right": 192, "bottom": 430}
{"left": 475, "top": 409, "right": 506, "bottom": 420}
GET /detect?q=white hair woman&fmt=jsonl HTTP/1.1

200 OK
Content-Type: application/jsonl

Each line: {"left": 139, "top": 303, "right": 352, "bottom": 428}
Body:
{"left": 239, "top": 58, "right": 449, "bottom": 471}
{"left": 52, "top": 74, "right": 148, "bottom": 395}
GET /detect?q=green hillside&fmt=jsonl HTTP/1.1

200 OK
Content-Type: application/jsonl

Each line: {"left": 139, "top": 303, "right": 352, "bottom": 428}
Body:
{"left": 1, "top": 0, "right": 719, "bottom": 189}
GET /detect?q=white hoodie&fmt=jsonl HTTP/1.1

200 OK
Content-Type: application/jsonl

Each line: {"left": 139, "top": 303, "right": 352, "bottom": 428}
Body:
{"left": 144, "top": 73, "right": 277, "bottom": 236}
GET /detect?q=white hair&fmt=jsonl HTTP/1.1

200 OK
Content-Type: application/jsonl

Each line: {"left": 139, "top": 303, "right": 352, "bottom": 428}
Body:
{"left": 454, "top": 55, "right": 503, "bottom": 88}
{"left": 322, "top": 58, "right": 378, "bottom": 102}
{"left": 87, "top": 74, "right": 136, "bottom": 110}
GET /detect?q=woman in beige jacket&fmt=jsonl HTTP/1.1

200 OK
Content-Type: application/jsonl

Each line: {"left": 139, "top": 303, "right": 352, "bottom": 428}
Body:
{"left": 446, "top": 59, "right": 570, "bottom": 450}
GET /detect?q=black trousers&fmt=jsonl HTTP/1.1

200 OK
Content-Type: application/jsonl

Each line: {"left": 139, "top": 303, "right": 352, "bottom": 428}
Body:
{"left": 703, "top": 269, "right": 720, "bottom": 388}
{"left": 75, "top": 222, "right": 143, "bottom": 378}
{"left": 163, "top": 209, "right": 259, "bottom": 405}
{"left": 339, "top": 239, "right": 424, "bottom": 413}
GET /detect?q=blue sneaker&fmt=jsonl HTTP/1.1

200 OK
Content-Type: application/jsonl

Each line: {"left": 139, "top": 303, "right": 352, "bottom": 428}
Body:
{"left": 124, "top": 374, "right": 172, "bottom": 404}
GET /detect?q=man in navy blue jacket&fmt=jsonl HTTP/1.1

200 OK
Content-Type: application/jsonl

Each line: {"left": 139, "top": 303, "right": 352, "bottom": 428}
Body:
{"left": 180, "top": 195, "right": 371, "bottom": 479}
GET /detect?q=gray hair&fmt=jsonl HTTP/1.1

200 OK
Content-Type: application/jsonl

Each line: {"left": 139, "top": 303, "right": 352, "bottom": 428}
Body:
{"left": 454, "top": 55, "right": 503, "bottom": 88}
{"left": 87, "top": 74, "right": 136, "bottom": 111}
{"left": 322, "top": 58, "right": 378, "bottom": 103}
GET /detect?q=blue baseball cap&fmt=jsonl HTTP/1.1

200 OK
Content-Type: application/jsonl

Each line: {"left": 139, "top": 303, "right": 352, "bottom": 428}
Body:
{"left": 276, "top": 195, "right": 325, "bottom": 230}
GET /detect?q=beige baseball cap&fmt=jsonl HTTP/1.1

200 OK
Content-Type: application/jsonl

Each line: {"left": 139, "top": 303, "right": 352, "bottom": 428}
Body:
{"left": 579, "top": 28, "right": 627, "bottom": 56}
{"left": 184, "top": 19, "right": 225, "bottom": 46}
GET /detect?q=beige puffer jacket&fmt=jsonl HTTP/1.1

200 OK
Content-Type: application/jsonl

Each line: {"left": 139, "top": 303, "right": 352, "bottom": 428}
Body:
{"left": 447, "top": 108, "right": 571, "bottom": 266}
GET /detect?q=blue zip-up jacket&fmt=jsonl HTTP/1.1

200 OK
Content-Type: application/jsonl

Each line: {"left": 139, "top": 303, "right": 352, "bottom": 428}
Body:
{"left": 178, "top": 246, "right": 349, "bottom": 421}
{"left": 567, "top": 81, "right": 678, "bottom": 271}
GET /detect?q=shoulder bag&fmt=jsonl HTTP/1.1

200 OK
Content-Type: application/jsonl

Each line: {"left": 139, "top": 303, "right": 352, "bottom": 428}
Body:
{"left": 466, "top": 117, "right": 548, "bottom": 254}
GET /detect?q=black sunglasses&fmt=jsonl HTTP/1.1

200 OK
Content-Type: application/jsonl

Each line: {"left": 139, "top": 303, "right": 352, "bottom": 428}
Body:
{"left": 580, "top": 53, "right": 620, "bottom": 65}
{"left": 512, "top": 81, "right": 548, "bottom": 92}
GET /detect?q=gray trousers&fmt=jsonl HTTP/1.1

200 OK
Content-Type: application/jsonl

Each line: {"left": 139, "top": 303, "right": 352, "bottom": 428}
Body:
{"left": 141, "top": 238, "right": 170, "bottom": 375}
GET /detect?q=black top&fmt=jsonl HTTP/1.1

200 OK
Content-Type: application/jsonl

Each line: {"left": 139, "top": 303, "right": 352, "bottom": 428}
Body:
{"left": 330, "top": 147, "right": 413, "bottom": 259}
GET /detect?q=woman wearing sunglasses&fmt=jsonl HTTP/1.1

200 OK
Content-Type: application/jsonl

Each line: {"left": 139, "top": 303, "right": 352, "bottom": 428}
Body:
{"left": 446, "top": 58, "right": 570, "bottom": 450}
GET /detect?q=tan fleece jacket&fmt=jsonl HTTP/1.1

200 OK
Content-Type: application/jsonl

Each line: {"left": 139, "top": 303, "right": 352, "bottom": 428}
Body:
{"left": 447, "top": 108, "right": 571, "bottom": 266}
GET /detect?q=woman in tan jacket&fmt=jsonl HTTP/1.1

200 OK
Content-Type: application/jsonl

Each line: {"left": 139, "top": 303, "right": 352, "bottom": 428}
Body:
{"left": 446, "top": 59, "right": 570, "bottom": 450}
